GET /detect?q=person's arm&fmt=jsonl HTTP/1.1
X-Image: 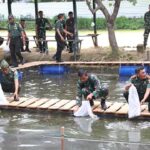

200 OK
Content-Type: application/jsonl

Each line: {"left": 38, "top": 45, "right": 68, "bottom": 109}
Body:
{"left": 46, "top": 19, "right": 52, "bottom": 30}
{"left": 63, "top": 28, "right": 73, "bottom": 36}
{"left": 124, "top": 75, "right": 136, "bottom": 91}
{"left": 6, "top": 32, "right": 10, "bottom": 45}
{"left": 74, "top": 82, "right": 82, "bottom": 112}
{"left": 56, "top": 28, "right": 64, "bottom": 41}
{"left": 13, "top": 71, "right": 19, "bottom": 99}
{"left": 141, "top": 88, "right": 150, "bottom": 105}
{"left": 21, "top": 31, "right": 25, "bottom": 45}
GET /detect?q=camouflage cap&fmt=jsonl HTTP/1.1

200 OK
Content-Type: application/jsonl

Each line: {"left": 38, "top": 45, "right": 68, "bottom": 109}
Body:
{"left": 0, "top": 60, "right": 9, "bottom": 69}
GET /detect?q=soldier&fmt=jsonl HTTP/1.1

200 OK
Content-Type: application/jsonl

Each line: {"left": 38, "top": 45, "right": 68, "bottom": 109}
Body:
{"left": 74, "top": 69, "right": 108, "bottom": 112}
{"left": 20, "top": 19, "right": 31, "bottom": 53}
{"left": 6, "top": 15, "right": 25, "bottom": 67}
{"left": 36, "top": 11, "right": 52, "bottom": 53}
{"left": 66, "top": 11, "right": 74, "bottom": 53}
{"left": 55, "top": 13, "right": 73, "bottom": 62}
{"left": 0, "top": 60, "right": 20, "bottom": 101}
{"left": 124, "top": 66, "right": 150, "bottom": 112}
{"left": 143, "top": 4, "right": 150, "bottom": 49}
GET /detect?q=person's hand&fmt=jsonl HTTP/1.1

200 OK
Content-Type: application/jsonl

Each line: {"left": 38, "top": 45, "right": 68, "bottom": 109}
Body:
{"left": 61, "top": 36, "right": 65, "bottom": 42}
{"left": 141, "top": 99, "right": 145, "bottom": 105}
{"left": 73, "top": 105, "right": 80, "bottom": 112}
{"left": 87, "top": 93, "right": 93, "bottom": 100}
{"left": 70, "top": 33, "right": 73, "bottom": 37}
{"left": 6, "top": 41, "right": 9, "bottom": 45}
{"left": 13, "top": 92, "right": 19, "bottom": 101}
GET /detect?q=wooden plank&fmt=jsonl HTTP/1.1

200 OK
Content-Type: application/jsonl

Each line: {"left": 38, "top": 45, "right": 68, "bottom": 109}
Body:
{"left": 14, "top": 61, "right": 150, "bottom": 71}
{"left": 8, "top": 97, "right": 29, "bottom": 106}
{"left": 141, "top": 105, "right": 148, "bottom": 112}
{"left": 116, "top": 103, "right": 128, "bottom": 115}
{"left": 49, "top": 100, "right": 70, "bottom": 110}
{"left": 27, "top": 98, "right": 49, "bottom": 108}
{"left": 60, "top": 100, "right": 76, "bottom": 110}
{"left": 93, "top": 102, "right": 112, "bottom": 113}
{"left": 38, "top": 99, "right": 60, "bottom": 109}
{"left": 141, "top": 109, "right": 150, "bottom": 117}
{"left": 105, "top": 102, "right": 125, "bottom": 114}
{"left": 18, "top": 98, "right": 38, "bottom": 108}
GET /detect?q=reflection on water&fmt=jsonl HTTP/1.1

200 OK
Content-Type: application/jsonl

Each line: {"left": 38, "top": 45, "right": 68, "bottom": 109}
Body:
{"left": 0, "top": 70, "right": 150, "bottom": 149}
{"left": 21, "top": 71, "right": 126, "bottom": 102}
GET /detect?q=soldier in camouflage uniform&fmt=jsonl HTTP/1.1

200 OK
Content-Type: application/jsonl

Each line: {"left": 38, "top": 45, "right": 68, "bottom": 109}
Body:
{"left": 0, "top": 60, "right": 20, "bottom": 101}
{"left": 143, "top": 4, "right": 150, "bottom": 49}
{"left": 124, "top": 66, "right": 150, "bottom": 111}
{"left": 6, "top": 15, "right": 25, "bottom": 67}
{"left": 66, "top": 11, "right": 75, "bottom": 53}
{"left": 36, "top": 11, "right": 52, "bottom": 53}
{"left": 75, "top": 69, "right": 108, "bottom": 112}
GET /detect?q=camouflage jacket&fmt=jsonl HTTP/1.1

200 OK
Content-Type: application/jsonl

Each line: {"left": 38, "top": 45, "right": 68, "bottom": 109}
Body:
{"left": 144, "top": 11, "right": 150, "bottom": 29}
{"left": 76, "top": 74, "right": 103, "bottom": 106}
{"left": 129, "top": 75, "right": 150, "bottom": 96}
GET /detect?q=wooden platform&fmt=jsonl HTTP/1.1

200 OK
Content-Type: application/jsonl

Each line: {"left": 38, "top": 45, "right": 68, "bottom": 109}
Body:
{"left": 1, "top": 98, "right": 150, "bottom": 119}
{"left": 14, "top": 61, "right": 150, "bottom": 70}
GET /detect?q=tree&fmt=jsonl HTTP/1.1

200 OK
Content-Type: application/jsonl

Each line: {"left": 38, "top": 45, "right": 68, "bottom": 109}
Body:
{"left": 86, "top": 0, "right": 136, "bottom": 57}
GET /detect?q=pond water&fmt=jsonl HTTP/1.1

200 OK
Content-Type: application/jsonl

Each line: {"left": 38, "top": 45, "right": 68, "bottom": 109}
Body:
{"left": 0, "top": 68, "right": 150, "bottom": 150}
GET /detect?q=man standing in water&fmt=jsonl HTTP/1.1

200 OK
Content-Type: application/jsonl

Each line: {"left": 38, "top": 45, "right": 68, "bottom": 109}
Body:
{"left": 143, "top": 4, "right": 150, "bottom": 49}
{"left": 75, "top": 69, "right": 108, "bottom": 111}
{"left": 55, "top": 13, "right": 73, "bottom": 62}
{"left": 6, "top": 15, "right": 25, "bottom": 67}
{"left": 124, "top": 66, "right": 150, "bottom": 112}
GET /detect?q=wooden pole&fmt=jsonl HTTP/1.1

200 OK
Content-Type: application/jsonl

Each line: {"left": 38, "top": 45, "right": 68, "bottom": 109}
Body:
{"left": 7, "top": 0, "right": 12, "bottom": 15}
{"left": 73, "top": 0, "right": 79, "bottom": 61}
{"left": 34, "top": 0, "right": 38, "bottom": 19}
{"left": 93, "top": 0, "right": 98, "bottom": 47}
{"left": 60, "top": 126, "right": 64, "bottom": 150}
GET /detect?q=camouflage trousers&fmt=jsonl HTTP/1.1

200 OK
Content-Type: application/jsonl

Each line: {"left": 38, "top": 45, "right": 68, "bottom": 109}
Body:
{"left": 144, "top": 28, "right": 150, "bottom": 47}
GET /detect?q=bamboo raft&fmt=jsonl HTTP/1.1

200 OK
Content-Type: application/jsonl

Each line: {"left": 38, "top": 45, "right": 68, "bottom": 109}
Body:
{"left": 14, "top": 61, "right": 150, "bottom": 70}
{"left": 1, "top": 98, "right": 150, "bottom": 119}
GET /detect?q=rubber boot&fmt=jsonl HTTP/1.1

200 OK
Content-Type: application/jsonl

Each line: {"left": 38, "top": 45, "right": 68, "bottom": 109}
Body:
{"left": 101, "top": 99, "right": 107, "bottom": 110}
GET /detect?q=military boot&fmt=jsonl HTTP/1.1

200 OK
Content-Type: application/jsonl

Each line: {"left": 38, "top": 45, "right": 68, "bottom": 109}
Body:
{"left": 101, "top": 99, "right": 107, "bottom": 110}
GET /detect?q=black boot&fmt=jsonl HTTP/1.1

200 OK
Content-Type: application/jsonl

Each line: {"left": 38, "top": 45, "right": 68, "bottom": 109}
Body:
{"left": 90, "top": 99, "right": 94, "bottom": 106}
{"left": 101, "top": 99, "right": 107, "bottom": 110}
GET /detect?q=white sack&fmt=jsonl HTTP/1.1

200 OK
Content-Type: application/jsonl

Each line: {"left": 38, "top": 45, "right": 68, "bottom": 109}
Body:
{"left": 74, "top": 101, "right": 98, "bottom": 119}
{"left": 3, "top": 45, "right": 10, "bottom": 52}
{"left": 0, "top": 84, "right": 8, "bottom": 105}
{"left": 128, "top": 85, "right": 141, "bottom": 119}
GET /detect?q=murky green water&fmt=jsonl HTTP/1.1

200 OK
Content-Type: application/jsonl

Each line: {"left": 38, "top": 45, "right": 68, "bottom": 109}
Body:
{"left": 0, "top": 69, "right": 150, "bottom": 150}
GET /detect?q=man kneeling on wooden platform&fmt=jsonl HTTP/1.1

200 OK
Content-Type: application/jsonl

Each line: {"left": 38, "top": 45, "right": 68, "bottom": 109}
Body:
{"left": 124, "top": 66, "right": 150, "bottom": 112}
{"left": 74, "top": 69, "right": 108, "bottom": 112}
{"left": 0, "top": 60, "right": 20, "bottom": 101}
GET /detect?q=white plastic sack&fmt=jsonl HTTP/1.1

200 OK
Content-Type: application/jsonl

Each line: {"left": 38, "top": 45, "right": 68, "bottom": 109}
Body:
{"left": 0, "top": 84, "right": 8, "bottom": 105}
{"left": 128, "top": 85, "right": 141, "bottom": 119}
{"left": 74, "top": 101, "right": 98, "bottom": 119}
{"left": 3, "top": 45, "right": 10, "bottom": 52}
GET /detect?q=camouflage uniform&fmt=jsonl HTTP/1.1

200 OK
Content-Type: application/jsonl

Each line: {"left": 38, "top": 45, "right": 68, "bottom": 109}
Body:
{"left": 144, "top": 11, "right": 150, "bottom": 48}
{"left": 66, "top": 17, "right": 74, "bottom": 52}
{"left": 76, "top": 74, "right": 108, "bottom": 107}
{"left": 8, "top": 23, "right": 24, "bottom": 67}
{"left": 55, "top": 20, "right": 65, "bottom": 61}
{"left": 36, "top": 18, "right": 49, "bottom": 53}
{"left": 0, "top": 69, "right": 19, "bottom": 93}
{"left": 124, "top": 76, "right": 150, "bottom": 111}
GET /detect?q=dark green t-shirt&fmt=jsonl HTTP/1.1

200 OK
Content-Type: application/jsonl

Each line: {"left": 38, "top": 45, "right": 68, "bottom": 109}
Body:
{"left": 8, "top": 23, "right": 23, "bottom": 37}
